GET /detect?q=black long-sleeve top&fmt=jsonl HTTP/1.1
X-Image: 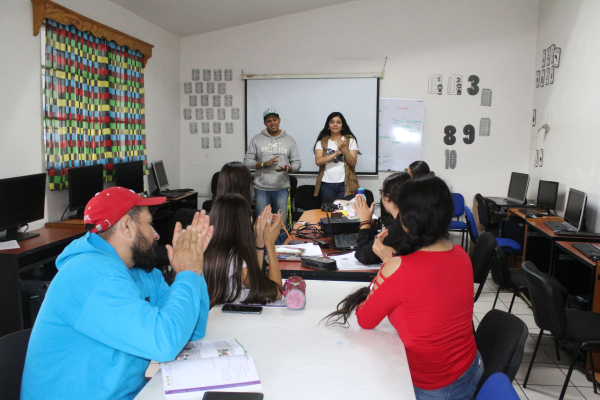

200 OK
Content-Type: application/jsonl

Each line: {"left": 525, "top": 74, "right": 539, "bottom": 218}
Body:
{"left": 354, "top": 216, "right": 405, "bottom": 265}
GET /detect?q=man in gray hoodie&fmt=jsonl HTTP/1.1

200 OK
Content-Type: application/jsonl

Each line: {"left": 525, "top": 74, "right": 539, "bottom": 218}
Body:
{"left": 244, "top": 108, "right": 301, "bottom": 235}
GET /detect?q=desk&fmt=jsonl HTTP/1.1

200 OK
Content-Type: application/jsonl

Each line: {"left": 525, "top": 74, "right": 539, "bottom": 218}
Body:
{"left": 134, "top": 280, "right": 415, "bottom": 400}
{"left": 506, "top": 208, "right": 562, "bottom": 262}
{"left": 0, "top": 227, "right": 86, "bottom": 336}
{"left": 525, "top": 220, "right": 600, "bottom": 274}
{"left": 280, "top": 210, "right": 377, "bottom": 282}
{"left": 44, "top": 192, "right": 198, "bottom": 246}
{"left": 554, "top": 241, "right": 600, "bottom": 385}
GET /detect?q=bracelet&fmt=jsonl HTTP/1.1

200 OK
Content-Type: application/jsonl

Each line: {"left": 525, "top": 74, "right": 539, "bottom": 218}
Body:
{"left": 255, "top": 245, "right": 265, "bottom": 250}
{"left": 358, "top": 220, "right": 373, "bottom": 228}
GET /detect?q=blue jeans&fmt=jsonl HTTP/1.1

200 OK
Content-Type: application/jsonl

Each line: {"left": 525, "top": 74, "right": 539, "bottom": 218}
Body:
{"left": 414, "top": 350, "right": 484, "bottom": 400}
{"left": 254, "top": 189, "right": 289, "bottom": 245}
{"left": 320, "top": 182, "right": 346, "bottom": 201}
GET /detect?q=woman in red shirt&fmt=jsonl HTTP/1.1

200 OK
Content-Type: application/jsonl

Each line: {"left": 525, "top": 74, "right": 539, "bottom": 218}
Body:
{"left": 325, "top": 176, "right": 482, "bottom": 400}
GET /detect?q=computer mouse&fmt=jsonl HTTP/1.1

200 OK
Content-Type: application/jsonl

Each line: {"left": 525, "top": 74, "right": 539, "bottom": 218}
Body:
{"left": 592, "top": 255, "right": 600, "bottom": 262}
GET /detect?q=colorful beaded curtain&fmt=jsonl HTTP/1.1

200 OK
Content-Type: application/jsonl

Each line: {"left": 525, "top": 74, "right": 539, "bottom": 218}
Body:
{"left": 44, "top": 19, "right": 147, "bottom": 190}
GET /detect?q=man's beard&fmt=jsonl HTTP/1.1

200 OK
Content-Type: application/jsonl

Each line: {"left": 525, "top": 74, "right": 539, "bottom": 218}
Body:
{"left": 131, "top": 232, "right": 157, "bottom": 273}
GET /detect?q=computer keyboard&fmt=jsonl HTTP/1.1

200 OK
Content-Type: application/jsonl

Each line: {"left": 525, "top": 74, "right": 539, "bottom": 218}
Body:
{"left": 545, "top": 221, "right": 569, "bottom": 231}
{"left": 572, "top": 243, "right": 600, "bottom": 260}
{"left": 333, "top": 233, "right": 359, "bottom": 249}
{"left": 554, "top": 230, "right": 600, "bottom": 238}
{"left": 160, "top": 191, "right": 188, "bottom": 198}
{"left": 518, "top": 208, "right": 543, "bottom": 217}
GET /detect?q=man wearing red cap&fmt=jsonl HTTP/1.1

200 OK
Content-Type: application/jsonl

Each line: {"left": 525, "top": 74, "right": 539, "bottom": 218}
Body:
{"left": 21, "top": 187, "right": 213, "bottom": 400}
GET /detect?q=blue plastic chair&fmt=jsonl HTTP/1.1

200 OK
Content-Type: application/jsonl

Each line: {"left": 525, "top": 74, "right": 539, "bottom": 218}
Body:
{"left": 464, "top": 206, "right": 521, "bottom": 255}
{"left": 449, "top": 193, "right": 469, "bottom": 251}
{"left": 475, "top": 373, "right": 520, "bottom": 400}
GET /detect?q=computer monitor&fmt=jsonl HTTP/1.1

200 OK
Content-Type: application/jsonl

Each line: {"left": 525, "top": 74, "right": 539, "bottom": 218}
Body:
{"left": 506, "top": 172, "right": 530, "bottom": 204}
{"left": 563, "top": 188, "right": 587, "bottom": 232}
{"left": 0, "top": 173, "right": 47, "bottom": 242}
{"left": 114, "top": 161, "right": 144, "bottom": 194}
{"left": 536, "top": 180, "right": 559, "bottom": 212}
{"left": 68, "top": 164, "right": 104, "bottom": 219}
{"left": 152, "top": 160, "right": 169, "bottom": 190}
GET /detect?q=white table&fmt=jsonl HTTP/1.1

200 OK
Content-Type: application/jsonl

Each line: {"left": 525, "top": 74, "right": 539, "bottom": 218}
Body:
{"left": 135, "top": 281, "right": 415, "bottom": 400}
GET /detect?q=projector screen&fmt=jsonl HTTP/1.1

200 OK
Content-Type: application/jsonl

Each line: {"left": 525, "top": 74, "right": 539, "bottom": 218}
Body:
{"left": 245, "top": 78, "right": 379, "bottom": 174}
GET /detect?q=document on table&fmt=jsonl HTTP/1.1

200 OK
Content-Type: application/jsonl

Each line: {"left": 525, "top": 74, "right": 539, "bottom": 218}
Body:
{"left": 161, "top": 338, "right": 262, "bottom": 399}
{"left": 328, "top": 252, "right": 381, "bottom": 270}
{"left": 277, "top": 243, "right": 323, "bottom": 256}
{"left": 174, "top": 338, "right": 247, "bottom": 360}
{"left": 0, "top": 240, "right": 20, "bottom": 250}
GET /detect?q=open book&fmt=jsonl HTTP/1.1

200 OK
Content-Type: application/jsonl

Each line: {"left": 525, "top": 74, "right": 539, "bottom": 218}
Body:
{"left": 160, "top": 339, "right": 263, "bottom": 399}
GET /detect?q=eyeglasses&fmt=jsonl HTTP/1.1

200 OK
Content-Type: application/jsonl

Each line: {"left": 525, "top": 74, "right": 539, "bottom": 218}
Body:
{"left": 379, "top": 188, "right": 383, "bottom": 196}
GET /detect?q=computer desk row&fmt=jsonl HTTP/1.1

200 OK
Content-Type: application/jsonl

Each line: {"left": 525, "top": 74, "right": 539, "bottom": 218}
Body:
{"left": 506, "top": 209, "right": 600, "bottom": 384}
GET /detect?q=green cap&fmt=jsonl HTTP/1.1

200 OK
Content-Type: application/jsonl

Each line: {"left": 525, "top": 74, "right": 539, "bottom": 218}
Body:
{"left": 263, "top": 108, "right": 279, "bottom": 119}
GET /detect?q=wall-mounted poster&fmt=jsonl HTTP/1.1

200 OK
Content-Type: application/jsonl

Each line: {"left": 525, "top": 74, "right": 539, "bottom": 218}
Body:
{"left": 553, "top": 48, "right": 561, "bottom": 67}
{"left": 183, "top": 108, "right": 191, "bottom": 120}
{"left": 184, "top": 82, "right": 192, "bottom": 94}
{"left": 226, "top": 122, "right": 234, "bottom": 134}
{"left": 224, "top": 69, "right": 233, "bottom": 81}
{"left": 214, "top": 136, "right": 222, "bottom": 148}
{"left": 201, "top": 137, "right": 209, "bottom": 149}
{"left": 447, "top": 74, "right": 462, "bottom": 95}
{"left": 536, "top": 71, "right": 540, "bottom": 88}
{"left": 213, "top": 122, "right": 221, "bottom": 134}
{"left": 202, "top": 122, "right": 210, "bottom": 134}
{"left": 207, "top": 82, "right": 215, "bottom": 94}
{"left": 192, "top": 69, "right": 200, "bottom": 81}
{"left": 203, "top": 69, "right": 211, "bottom": 81}
{"left": 189, "top": 122, "right": 198, "bottom": 134}
{"left": 428, "top": 75, "right": 443, "bottom": 95}
{"left": 214, "top": 69, "right": 222, "bottom": 81}
{"left": 481, "top": 89, "right": 492, "bottom": 106}
{"left": 195, "top": 108, "right": 203, "bottom": 120}
{"left": 195, "top": 82, "right": 203, "bottom": 94}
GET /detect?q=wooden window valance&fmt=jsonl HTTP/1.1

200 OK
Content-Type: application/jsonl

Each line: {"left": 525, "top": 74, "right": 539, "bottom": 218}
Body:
{"left": 31, "top": 0, "right": 154, "bottom": 67}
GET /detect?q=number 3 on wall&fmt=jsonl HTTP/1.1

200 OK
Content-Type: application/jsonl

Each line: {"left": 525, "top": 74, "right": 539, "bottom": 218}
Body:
{"left": 467, "top": 75, "right": 479, "bottom": 95}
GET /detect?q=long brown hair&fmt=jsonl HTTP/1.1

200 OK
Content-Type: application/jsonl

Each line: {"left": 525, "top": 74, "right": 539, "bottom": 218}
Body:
{"left": 203, "top": 194, "right": 280, "bottom": 308}
{"left": 215, "top": 162, "right": 253, "bottom": 204}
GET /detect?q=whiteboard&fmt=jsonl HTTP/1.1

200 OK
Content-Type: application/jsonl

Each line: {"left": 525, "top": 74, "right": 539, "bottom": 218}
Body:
{"left": 378, "top": 98, "right": 424, "bottom": 171}
{"left": 246, "top": 78, "right": 378, "bottom": 174}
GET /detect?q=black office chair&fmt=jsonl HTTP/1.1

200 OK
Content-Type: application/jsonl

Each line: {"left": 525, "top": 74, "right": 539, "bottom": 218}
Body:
{"left": 471, "top": 232, "right": 497, "bottom": 303}
{"left": 492, "top": 246, "right": 568, "bottom": 312}
{"left": 201, "top": 172, "right": 220, "bottom": 213}
{"left": 522, "top": 261, "right": 600, "bottom": 400}
{"left": 475, "top": 194, "right": 500, "bottom": 236}
{"left": 289, "top": 176, "right": 297, "bottom": 205}
{"left": 155, "top": 208, "right": 200, "bottom": 282}
{"left": 474, "top": 310, "right": 528, "bottom": 396}
{"left": 0, "top": 328, "right": 32, "bottom": 400}
{"left": 292, "top": 185, "right": 322, "bottom": 222}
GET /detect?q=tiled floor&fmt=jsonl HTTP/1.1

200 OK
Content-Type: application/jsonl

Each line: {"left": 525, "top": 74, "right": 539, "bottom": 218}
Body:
{"left": 475, "top": 277, "right": 599, "bottom": 400}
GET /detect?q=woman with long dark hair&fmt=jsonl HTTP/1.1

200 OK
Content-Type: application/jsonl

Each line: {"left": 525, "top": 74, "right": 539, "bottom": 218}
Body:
{"left": 203, "top": 194, "right": 282, "bottom": 308}
{"left": 352, "top": 172, "right": 410, "bottom": 265}
{"left": 408, "top": 160, "right": 434, "bottom": 178}
{"left": 313, "top": 112, "right": 360, "bottom": 199}
{"left": 324, "top": 176, "right": 482, "bottom": 400}
{"left": 214, "top": 162, "right": 253, "bottom": 204}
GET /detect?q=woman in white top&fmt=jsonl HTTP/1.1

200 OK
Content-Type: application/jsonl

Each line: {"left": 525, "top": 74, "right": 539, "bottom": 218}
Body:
{"left": 202, "top": 193, "right": 282, "bottom": 308}
{"left": 313, "top": 112, "right": 360, "bottom": 199}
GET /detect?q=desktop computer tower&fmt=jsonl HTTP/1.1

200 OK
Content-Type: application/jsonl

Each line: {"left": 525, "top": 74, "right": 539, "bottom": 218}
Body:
{"left": 20, "top": 278, "right": 51, "bottom": 328}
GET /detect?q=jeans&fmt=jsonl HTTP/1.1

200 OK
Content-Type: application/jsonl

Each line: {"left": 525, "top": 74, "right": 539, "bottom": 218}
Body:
{"left": 254, "top": 189, "right": 289, "bottom": 245}
{"left": 320, "top": 182, "right": 346, "bottom": 201}
{"left": 414, "top": 350, "right": 484, "bottom": 400}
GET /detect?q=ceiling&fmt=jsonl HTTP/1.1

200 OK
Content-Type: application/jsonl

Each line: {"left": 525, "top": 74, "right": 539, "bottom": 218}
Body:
{"left": 108, "top": 0, "right": 357, "bottom": 37}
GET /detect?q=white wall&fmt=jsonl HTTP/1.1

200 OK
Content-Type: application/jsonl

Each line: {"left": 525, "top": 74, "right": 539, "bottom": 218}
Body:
{"left": 528, "top": 0, "right": 600, "bottom": 230}
{"left": 180, "top": 0, "right": 539, "bottom": 205}
{"left": 0, "top": 0, "right": 180, "bottom": 229}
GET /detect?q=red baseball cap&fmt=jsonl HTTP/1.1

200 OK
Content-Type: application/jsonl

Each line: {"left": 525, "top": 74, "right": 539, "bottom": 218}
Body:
{"left": 83, "top": 187, "right": 166, "bottom": 233}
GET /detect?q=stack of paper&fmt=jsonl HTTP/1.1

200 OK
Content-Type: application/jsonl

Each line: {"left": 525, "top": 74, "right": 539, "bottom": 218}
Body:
{"left": 327, "top": 252, "right": 382, "bottom": 270}
{"left": 161, "top": 339, "right": 262, "bottom": 399}
{"left": 275, "top": 243, "right": 323, "bottom": 260}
